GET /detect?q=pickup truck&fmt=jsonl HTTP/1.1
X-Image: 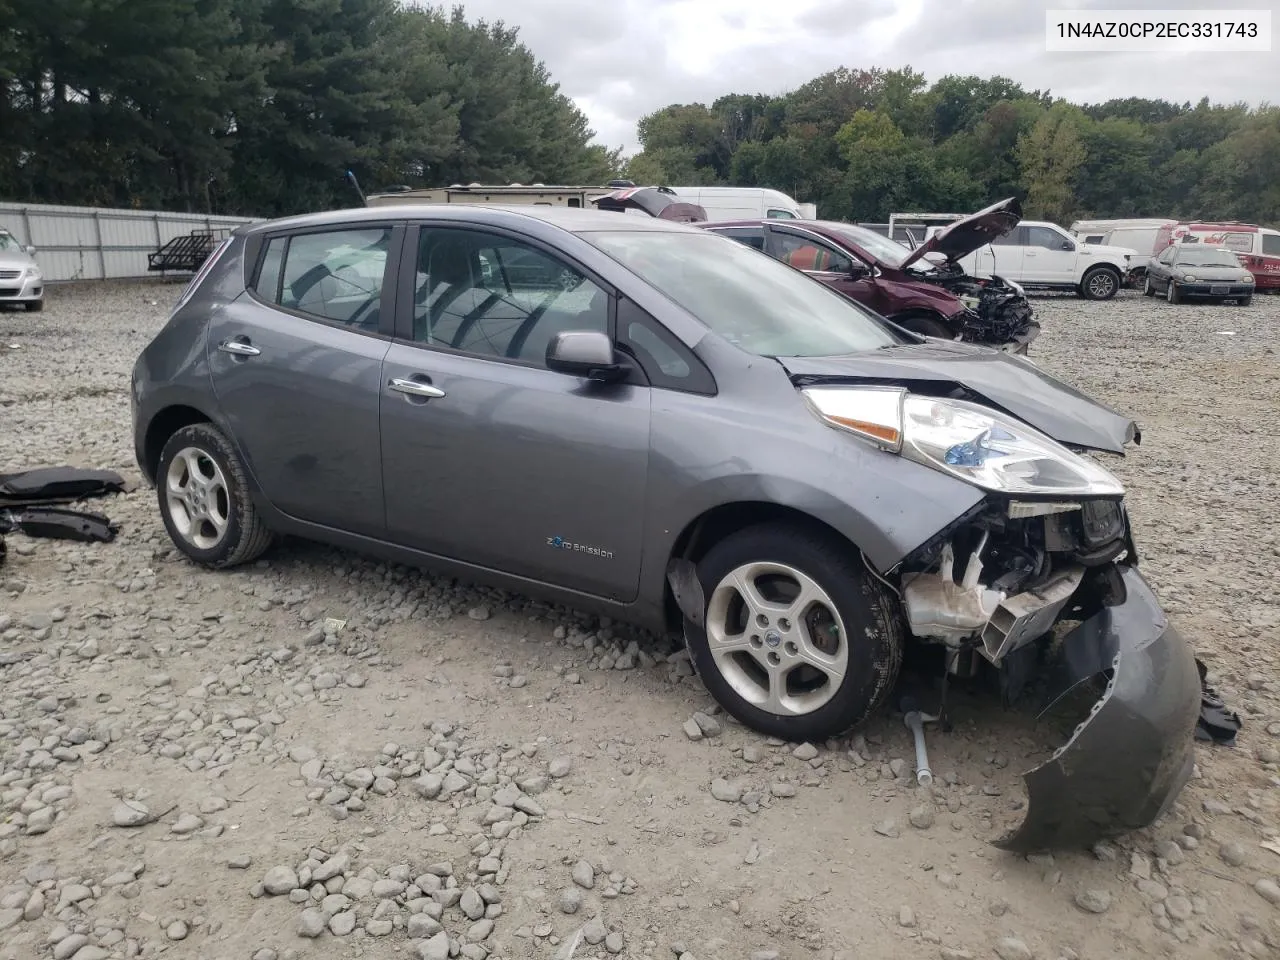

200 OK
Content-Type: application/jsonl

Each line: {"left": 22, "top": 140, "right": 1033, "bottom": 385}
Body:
{"left": 929, "top": 218, "right": 1139, "bottom": 300}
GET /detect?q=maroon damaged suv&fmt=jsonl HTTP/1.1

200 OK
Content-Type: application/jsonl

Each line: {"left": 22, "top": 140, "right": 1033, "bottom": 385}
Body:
{"left": 702, "top": 198, "right": 1039, "bottom": 353}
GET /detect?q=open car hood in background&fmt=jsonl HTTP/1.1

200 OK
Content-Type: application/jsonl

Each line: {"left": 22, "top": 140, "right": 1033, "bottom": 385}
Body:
{"left": 779, "top": 340, "right": 1140, "bottom": 455}
{"left": 592, "top": 187, "right": 708, "bottom": 222}
{"left": 901, "top": 197, "right": 1022, "bottom": 269}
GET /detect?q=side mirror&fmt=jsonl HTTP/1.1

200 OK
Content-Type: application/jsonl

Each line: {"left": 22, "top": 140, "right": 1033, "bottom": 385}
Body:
{"left": 24, "top": 245, "right": 36, "bottom": 256}
{"left": 1060, "top": 239, "right": 1074, "bottom": 251}
{"left": 545, "top": 330, "right": 626, "bottom": 382}
{"left": 849, "top": 261, "right": 871, "bottom": 280}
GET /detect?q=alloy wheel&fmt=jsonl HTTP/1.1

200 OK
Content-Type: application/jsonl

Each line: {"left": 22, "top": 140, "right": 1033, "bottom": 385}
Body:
{"left": 704, "top": 561, "right": 849, "bottom": 716}
{"left": 164, "top": 446, "right": 231, "bottom": 550}
{"left": 1088, "top": 271, "right": 1117, "bottom": 299}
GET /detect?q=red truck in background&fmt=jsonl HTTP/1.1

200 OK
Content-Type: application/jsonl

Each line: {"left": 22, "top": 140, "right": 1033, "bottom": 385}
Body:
{"left": 1155, "top": 221, "right": 1280, "bottom": 292}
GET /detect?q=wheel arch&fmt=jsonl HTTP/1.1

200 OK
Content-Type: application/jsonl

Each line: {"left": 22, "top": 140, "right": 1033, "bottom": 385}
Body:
{"left": 660, "top": 501, "right": 882, "bottom": 638}
{"left": 142, "top": 404, "right": 215, "bottom": 484}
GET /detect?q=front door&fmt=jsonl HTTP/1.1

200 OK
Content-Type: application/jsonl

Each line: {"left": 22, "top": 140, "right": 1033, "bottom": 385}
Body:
{"left": 379, "top": 224, "right": 652, "bottom": 601}
{"left": 207, "top": 223, "right": 400, "bottom": 537}
{"left": 767, "top": 228, "right": 876, "bottom": 308}
{"left": 1022, "top": 225, "right": 1077, "bottom": 284}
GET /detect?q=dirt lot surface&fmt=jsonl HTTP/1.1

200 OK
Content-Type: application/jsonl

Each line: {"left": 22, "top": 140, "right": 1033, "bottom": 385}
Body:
{"left": 1, "top": 281, "right": 1278, "bottom": 960}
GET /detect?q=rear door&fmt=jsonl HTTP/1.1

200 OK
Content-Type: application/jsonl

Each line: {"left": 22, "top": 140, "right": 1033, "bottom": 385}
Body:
{"left": 378, "top": 222, "right": 652, "bottom": 600}
{"left": 207, "top": 223, "right": 401, "bottom": 537}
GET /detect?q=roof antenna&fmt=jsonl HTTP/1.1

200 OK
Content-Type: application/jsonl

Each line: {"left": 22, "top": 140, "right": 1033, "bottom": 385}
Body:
{"left": 345, "top": 170, "right": 366, "bottom": 206}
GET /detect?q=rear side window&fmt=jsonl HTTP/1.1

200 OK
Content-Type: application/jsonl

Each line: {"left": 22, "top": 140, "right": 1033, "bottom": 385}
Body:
{"left": 254, "top": 227, "right": 391, "bottom": 330}
{"left": 766, "top": 209, "right": 796, "bottom": 219}
{"left": 711, "top": 227, "right": 766, "bottom": 251}
{"left": 1263, "top": 233, "right": 1280, "bottom": 256}
{"left": 1222, "top": 232, "right": 1253, "bottom": 252}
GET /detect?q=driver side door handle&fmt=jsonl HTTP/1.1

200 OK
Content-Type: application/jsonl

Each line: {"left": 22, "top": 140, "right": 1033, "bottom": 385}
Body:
{"left": 218, "top": 337, "right": 260, "bottom": 357}
{"left": 388, "top": 377, "right": 446, "bottom": 399}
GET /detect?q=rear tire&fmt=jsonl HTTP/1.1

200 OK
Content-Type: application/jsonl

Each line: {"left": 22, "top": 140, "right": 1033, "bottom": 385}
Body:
{"left": 24, "top": 300, "right": 43, "bottom": 312}
{"left": 893, "top": 313, "right": 953, "bottom": 340}
{"left": 1081, "top": 267, "right": 1120, "bottom": 300}
{"left": 681, "top": 522, "right": 904, "bottom": 741}
{"left": 156, "top": 422, "right": 274, "bottom": 569}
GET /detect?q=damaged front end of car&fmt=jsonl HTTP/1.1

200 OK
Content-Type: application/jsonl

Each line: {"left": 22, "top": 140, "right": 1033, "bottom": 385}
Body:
{"left": 797, "top": 379, "right": 1200, "bottom": 851}
{"left": 929, "top": 268, "right": 1039, "bottom": 355}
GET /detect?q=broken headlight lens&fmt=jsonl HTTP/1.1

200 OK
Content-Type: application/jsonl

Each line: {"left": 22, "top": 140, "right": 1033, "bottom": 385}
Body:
{"left": 799, "top": 387, "right": 1125, "bottom": 497}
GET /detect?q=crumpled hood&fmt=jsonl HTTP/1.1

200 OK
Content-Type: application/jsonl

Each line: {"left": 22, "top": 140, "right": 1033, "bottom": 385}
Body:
{"left": 901, "top": 197, "right": 1022, "bottom": 269}
{"left": 778, "top": 341, "right": 1140, "bottom": 454}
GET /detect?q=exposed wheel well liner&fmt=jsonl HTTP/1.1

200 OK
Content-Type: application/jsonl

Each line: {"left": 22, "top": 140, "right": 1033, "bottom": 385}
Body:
{"left": 662, "top": 501, "right": 870, "bottom": 636}
{"left": 144, "top": 405, "right": 213, "bottom": 481}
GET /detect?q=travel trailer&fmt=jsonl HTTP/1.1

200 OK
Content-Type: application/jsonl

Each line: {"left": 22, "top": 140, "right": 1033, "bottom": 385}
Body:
{"left": 363, "top": 182, "right": 625, "bottom": 209}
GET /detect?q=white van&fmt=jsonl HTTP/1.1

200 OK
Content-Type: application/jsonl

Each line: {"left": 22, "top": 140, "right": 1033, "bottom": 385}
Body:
{"left": 667, "top": 187, "right": 807, "bottom": 220}
{"left": 1070, "top": 218, "right": 1175, "bottom": 262}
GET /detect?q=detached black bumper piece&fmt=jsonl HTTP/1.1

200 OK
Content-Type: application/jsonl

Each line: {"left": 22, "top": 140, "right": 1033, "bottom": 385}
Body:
{"left": 994, "top": 565, "right": 1200, "bottom": 852}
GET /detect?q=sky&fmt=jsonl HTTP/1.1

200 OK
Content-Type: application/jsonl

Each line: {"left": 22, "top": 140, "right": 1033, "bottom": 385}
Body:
{"left": 443, "top": 0, "right": 1276, "bottom": 154}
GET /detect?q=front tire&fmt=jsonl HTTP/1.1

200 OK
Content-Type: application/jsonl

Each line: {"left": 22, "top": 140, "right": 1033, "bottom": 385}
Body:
{"left": 1143, "top": 276, "right": 1154, "bottom": 297}
{"left": 682, "top": 522, "right": 903, "bottom": 741}
{"left": 1166, "top": 280, "right": 1180, "bottom": 304}
{"left": 156, "top": 422, "right": 274, "bottom": 568}
{"left": 1239, "top": 296, "right": 1252, "bottom": 306}
{"left": 893, "top": 313, "right": 953, "bottom": 340}
{"left": 24, "top": 300, "right": 43, "bottom": 312}
{"left": 1081, "top": 267, "right": 1120, "bottom": 300}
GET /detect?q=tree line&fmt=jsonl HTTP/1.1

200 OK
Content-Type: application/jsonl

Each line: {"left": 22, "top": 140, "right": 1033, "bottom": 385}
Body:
{"left": 625, "top": 68, "right": 1280, "bottom": 227}
{"left": 0, "top": 0, "right": 619, "bottom": 217}
{"left": 3, "top": 5, "right": 1276, "bottom": 228}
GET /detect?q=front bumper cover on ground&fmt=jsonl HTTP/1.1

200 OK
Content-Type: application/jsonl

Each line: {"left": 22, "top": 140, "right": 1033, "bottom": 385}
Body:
{"left": 994, "top": 565, "right": 1200, "bottom": 852}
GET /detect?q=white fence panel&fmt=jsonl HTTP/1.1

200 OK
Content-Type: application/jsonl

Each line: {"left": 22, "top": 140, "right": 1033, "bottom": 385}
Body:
{"left": 0, "top": 201, "right": 260, "bottom": 282}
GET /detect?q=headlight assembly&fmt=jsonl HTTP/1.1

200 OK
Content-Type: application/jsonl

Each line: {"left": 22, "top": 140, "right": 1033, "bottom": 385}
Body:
{"left": 1181, "top": 274, "right": 1196, "bottom": 282}
{"left": 800, "top": 386, "right": 1125, "bottom": 497}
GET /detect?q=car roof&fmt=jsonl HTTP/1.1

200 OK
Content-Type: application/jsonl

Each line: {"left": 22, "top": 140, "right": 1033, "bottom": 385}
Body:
{"left": 236, "top": 203, "right": 702, "bottom": 238}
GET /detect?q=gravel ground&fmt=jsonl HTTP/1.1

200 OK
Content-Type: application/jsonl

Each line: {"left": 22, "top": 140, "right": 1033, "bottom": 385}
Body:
{"left": 1, "top": 280, "right": 1278, "bottom": 960}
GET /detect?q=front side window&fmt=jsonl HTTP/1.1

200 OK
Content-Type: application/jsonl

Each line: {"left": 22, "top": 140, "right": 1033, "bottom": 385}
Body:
{"left": 1027, "top": 226, "right": 1069, "bottom": 249}
{"left": 767, "top": 208, "right": 797, "bottom": 219}
{"left": 412, "top": 228, "right": 608, "bottom": 366}
{"left": 774, "top": 232, "right": 853, "bottom": 274}
{"left": 1263, "top": 233, "right": 1280, "bottom": 257}
{"left": 585, "top": 230, "right": 903, "bottom": 359}
{"left": 1221, "top": 232, "right": 1253, "bottom": 252}
{"left": 255, "top": 227, "right": 390, "bottom": 330}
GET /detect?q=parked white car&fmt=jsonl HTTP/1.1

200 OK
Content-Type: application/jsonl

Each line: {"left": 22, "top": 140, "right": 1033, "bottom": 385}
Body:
{"left": 0, "top": 226, "right": 43, "bottom": 312}
{"left": 935, "top": 219, "right": 1139, "bottom": 300}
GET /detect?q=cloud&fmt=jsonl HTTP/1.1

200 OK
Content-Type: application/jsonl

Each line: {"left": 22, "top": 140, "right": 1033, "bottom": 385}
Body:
{"left": 442, "top": 0, "right": 1274, "bottom": 153}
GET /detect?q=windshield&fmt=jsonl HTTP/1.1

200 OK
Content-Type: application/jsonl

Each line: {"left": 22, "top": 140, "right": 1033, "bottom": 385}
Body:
{"left": 822, "top": 223, "right": 912, "bottom": 267}
{"left": 1174, "top": 247, "right": 1243, "bottom": 267}
{"left": 585, "top": 230, "right": 903, "bottom": 357}
{"left": 0, "top": 232, "right": 21, "bottom": 252}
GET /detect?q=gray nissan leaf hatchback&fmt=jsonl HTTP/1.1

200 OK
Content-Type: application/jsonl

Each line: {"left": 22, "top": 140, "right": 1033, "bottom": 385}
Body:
{"left": 131, "top": 203, "right": 1199, "bottom": 850}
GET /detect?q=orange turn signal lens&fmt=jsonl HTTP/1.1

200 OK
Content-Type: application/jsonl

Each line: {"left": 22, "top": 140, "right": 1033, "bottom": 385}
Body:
{"left": 829, "top": 417, "right": 901, "bottom": 446}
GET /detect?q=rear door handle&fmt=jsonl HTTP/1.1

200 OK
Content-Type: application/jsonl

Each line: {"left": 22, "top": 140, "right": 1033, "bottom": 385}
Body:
{"left": 218, "top": 338, "right": 260, "bottom": 357}
{"left": 388, "top": 377, "right": 446, "bottom": 399}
